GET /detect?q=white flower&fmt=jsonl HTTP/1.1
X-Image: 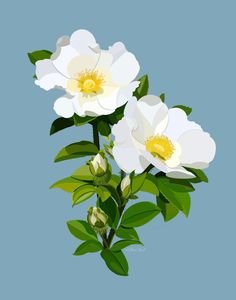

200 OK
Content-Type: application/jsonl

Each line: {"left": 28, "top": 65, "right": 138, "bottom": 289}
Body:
{"left": 112, "top": 96, "right": 216, "bottom": 179}
{"left": 90, "top": 153, "right": 107, "bottom": 176}
{"left": 35, "top": 29, "right": 140, "bottom": 117}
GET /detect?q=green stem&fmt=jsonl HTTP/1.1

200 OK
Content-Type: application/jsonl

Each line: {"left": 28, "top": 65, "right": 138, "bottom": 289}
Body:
{"left": 143, "top": 164, "right": 154, "bottom": 173}
{"left": 92, "top": 124, "right": 100, "bottom": 150}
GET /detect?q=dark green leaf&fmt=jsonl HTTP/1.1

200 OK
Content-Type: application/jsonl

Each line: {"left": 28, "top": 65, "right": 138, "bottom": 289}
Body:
{"left": 97, "top": 120, "right": 111, "bottom": 137}
{"left": 121, "top": 201, "right": 161, "bottom": 227}
{"left": 133, "top": 74, "right": 149, "bottom": 99}
{"left": 97, "top": 197, "right": 119, "bottom": 228}
{"left": 140, "top": 173, "right": 159, "bottom": 195}
{"left": 111, "top": 239, "right": 143, "bottom": 252}
{"left": 106, "top": 105, "right": 125, "bottom": 125}
{"left": 131, "top": 173, "right": 147, "bottom": 194}
{"left": 159, "top": 93, "right": 165, "bottom": 102}
{"left": 97, "top": 186, "right": 111, "bottom": 202}
{"left": 50, "top": 117, "right": 74, "bottom": 135}
{"left": 116, "top": 226, "right": 139, "bottom": 240}
{"left": 54, "top": 141, "right": 98, "bottom": 162}
{"left": 73, "top": 240, "right": 103, "bottom": 255}
{"left": 50, "top": 177, "right": 87, "bottom": 192}
{"left": 160, "top": 177, "right": 195, "bottom": 192}
{"left": 185, "top": 167, "right": 208, "bottom": 183}
{"left": 156, "top": 194, "right": 179, "bottom": 221}
{"left": 67, "top": 220, "right": 97, "bottom": 241}
{"left": 101, "top": 249, "right": 129, "bottom": 276}
{"left": 72, "top": 165, "right": 94, "bottom": 181}
{"left": 73, "top": 114, "right": 96, "bottom": 126}
{"left": 28, "top": 50, "right": 52, "bottom": 65}
{"left": 156, "top": 176, "right": 191, "bottom": 217}
{"left": 72, "top": 185, "right": 96, "bottom": 206}
{"left": 173, "top": 105, "right": 192, "bottom": 115}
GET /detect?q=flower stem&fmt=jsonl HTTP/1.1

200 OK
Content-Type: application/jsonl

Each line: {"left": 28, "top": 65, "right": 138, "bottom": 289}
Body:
{"left": 92, "top": 124, "right": 100, "bottom": 150}
{"left": 143, "top": 164, "right": 154, "bottom": 173}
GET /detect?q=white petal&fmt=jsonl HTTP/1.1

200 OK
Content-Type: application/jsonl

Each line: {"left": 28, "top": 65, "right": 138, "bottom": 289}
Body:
{"left": 70, "top": 29, "right": 98, "bottom": 55}
{"left": 124, "top": 95, "right": 168, "bottom": 144}
{"left": 166, "top": 168, "right": 196, "bottom": 179}
{"left": 109, "top": 42, "right": 127, "bottom": 62}
{"left": 35, "top": 59, "right": 67, "bottom": 91}
{"left": 164, "top": 108, "right": 201, "bottom": 142}
{"left": 97, "top": 81, "right": 139, "bottom": 111}
{"left": 113, "top": 145, "right": 149, "bottom": 173}
{"left": 53, "top": 95, "right": 75, "bottom": 118}
{"left": 110, "top": 51, "right": 140, "bottom": 85}
{"left": 178, "top": 129, "right": 216, "bottom": 169}
{"left": 73, "top": 93, "right": 112, "bottom": 117}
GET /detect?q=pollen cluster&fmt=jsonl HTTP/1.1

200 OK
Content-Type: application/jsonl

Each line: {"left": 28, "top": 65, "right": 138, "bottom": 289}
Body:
{"left": 77, "top": 70, "right": 104, "bottom": 94}
{"left": 145, "top": 135, "right": 175, "bottom": 161}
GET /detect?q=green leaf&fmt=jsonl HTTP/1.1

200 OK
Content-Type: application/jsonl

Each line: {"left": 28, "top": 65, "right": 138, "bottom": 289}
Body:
{"left": 173, "top": 105, "right": 192, "bottom": 115}
{"left": 97, "top": 197, "right": 119, "bottom": 228}
{"left": 111, "top": 239, "right": 143, "bottom": 252}
{"left": 131, "top": 173, "right": 147, "bottom": 194}
{"left": 54, "top": 141, "right": 98, "bottom": 162}
{"left": 100, "top": 249, "right": 129, "bottom": 276}
{"left": 133, "top": 74, "right": 149, "bottom": 99}
{"left": 50, "top": 177, "right": 87, "bottom": 193}
{"left": 159, "top": 93, "right": 165, "bottom": 102}
{"left": 72, "top": 165, "right": 94, "bottom": 181}
{"left": 28, "top": 50, "right": 52, "bottom": 65}
{"left": 72, "top": 185, "right": 96, "bottom": 206}
{"left": 158, "top": 176, "right": 195, "bottom": 192}
{"left": 106, "top": 105, "right": 125, "bottom": 125}
{"left": 107, "top": 175, "right": 120, "bottom": 189}
{"left": 73, "top": 114, "right": 96, "bottom": 126}
{"left": 156, "top": 194, "right": 179, "bottom": 221}
{"left": 156, "top": 176, "right": 191, "bottom": 217}
{"left": 140, "top": 173, "right": 159, "bottom": 195}
{"left": 116, "top": 226, "right": 139, "bottom": 240}
{"left": 67, "top": 220, "right": 97, "bottom": 241}
{"left": 73, "top": 240, "right": 103, "bottom": 256}
{"left": 121, "top": 201, "right": 161, "bottom": 227}
{"left": 50, "top": 117, "right": 74, "bottom": 135}
{"left": 97, "top": 186, "right": 111, "bottom": 202}
{"left": 185, "top": 167, "right": 208, "bottom": 183}
{"left": 97, "top": 120, "right": 111, "bottom": 137}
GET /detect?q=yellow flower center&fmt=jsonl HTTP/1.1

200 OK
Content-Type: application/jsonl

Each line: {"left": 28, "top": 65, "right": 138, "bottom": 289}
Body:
{"left": 145, "top": 135, "right": 175, "bottom": 161}
{"left": 77, "top": 70, "right": 104, "bottom": 94}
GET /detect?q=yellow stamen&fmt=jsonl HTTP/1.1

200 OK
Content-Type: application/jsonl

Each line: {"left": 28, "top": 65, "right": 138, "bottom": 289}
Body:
{"left": 145, "top": 135, "right": 175, "bottom": 161}
{"left": 77, "top": 70, "right": 104, "bottom": 94}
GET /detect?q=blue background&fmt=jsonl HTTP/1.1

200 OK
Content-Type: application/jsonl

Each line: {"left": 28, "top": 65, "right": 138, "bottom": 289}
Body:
{"left": 1, "top": 0, "right": 235, "bottom": 299}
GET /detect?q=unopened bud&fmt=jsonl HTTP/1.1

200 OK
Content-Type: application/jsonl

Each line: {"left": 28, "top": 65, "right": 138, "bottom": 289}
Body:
{"left": 87, "top": 207, "right": 108, "bottom": 234}
{"left": 121, "top": 175, "right": 131, "bottom": 199}
{"left": 89, "top": 153, "right": 107, "bottom": 176}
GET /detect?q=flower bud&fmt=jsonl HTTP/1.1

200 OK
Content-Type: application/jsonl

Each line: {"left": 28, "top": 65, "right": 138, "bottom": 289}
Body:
{"left": 121, "top": 175, "right": 131, "bottom": 199}
{"left": 87, "top": 207, "right": 108, "bottom": 234}
{"left": 89, "top": 153, "right": 107, "bottom": 176}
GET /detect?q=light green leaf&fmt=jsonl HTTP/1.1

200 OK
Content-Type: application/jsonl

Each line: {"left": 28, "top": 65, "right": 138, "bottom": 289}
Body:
{"left": 121, "top": 201, "right": 161, "bottom": 227}
{"left": 54, "top": 141, "right": 98, "bottom": 163}
{"left": 158, "top": 176, "right": 195, "bottom": 192}
{"left": 185, "top": 167, "right": 208, "bottom": 183}
{"left": 28, "top": 50, "right": 52, "bottom": 65}
{"left": 72, "top": 185, "right": 96, "bottom": 206}
{"left": 97, "top": 197, "right": 119, "bottom": 228}
{"left": 101, "top": 249, "right": 129, "bottom": 276}
{"left": 73, "top": 240, "right": 103, "bottom": 256}
{"left": 116, "top": 226, "right": 139, "bottom": 240}
{"left": 97, "top": 186, "right": 111, "bottom": 202}
{"left": 159, "top": 93, "right": 165, "bottom": 102}
{"left": 156, "top": 194, "right": 179, "bottom": 221}
{"left": 67, "top": 220, "right": 97, "bottom": 241}
{"left": 72, "top": 165, "right": 94, "bottom": 181}
{"left": 50, "top": 117, "right": 74, "bottom": 135}
{"left": 50, "top": 177, "right": 87, "bottom": 193}
{"left": 131, "top": 173, "right": 147, "bottom": 194}
{"left": 111, "top": 239, "right": 143, "bottom": 252}
{"left": 173, "top": 105, "right": 192, "bottom": 116}
{"left": 107, "top": 175, "right": 120, "bottom": 189}
{"left": 140, "top": 173, "right": 159, "bottom": 195}
{"left": 133, "top": 74, "right": 149, "bottom": 99}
